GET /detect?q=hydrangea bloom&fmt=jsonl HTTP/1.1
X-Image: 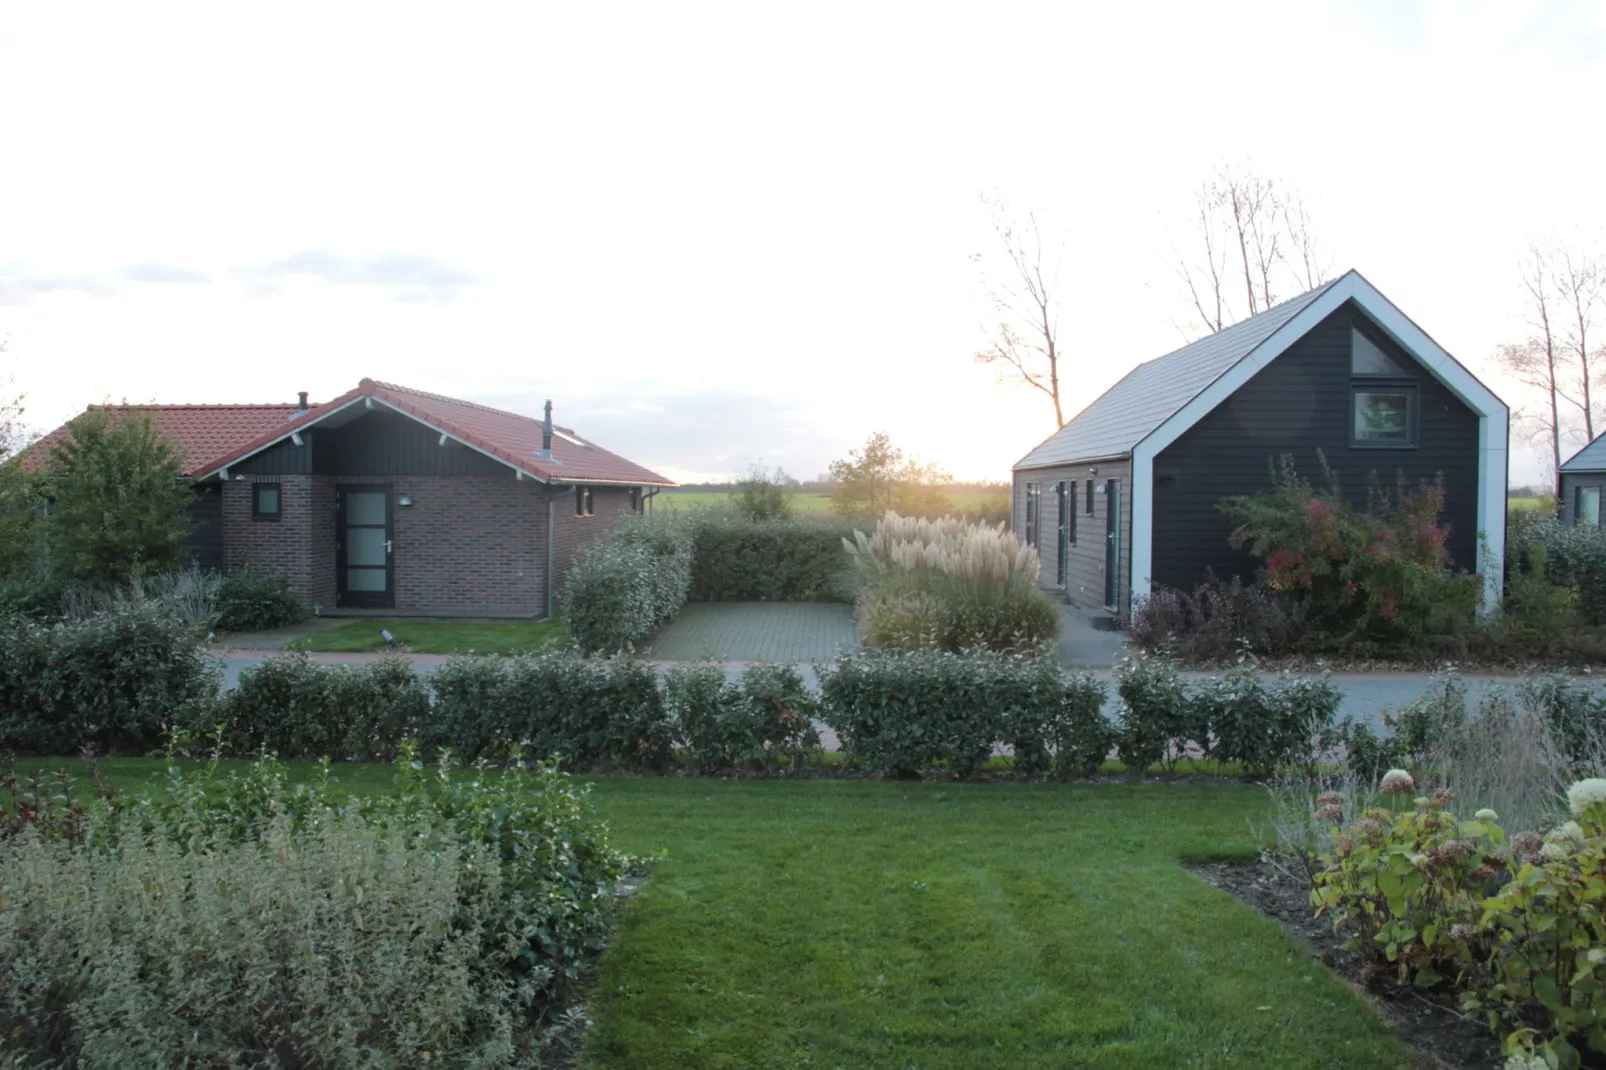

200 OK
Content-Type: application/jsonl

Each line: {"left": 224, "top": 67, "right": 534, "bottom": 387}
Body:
{"left": 1541, "top": 841, "right": 1570, "bottom": 862}
{"left": 1475, "top": 808, "right": 1498, "bottom": 822}
{"left": 1590, "top": 948, "right": 1606, "bottom": 966}
{"left": 1379, "top": 769, "right": 1415, "bottom": 796}
{"left": 1568, "top": 777, "right": 1606, "bottom": 816}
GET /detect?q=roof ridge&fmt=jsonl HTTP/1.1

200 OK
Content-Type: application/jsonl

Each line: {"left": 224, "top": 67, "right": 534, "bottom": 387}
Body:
{"left": 1133, "top": 274, "right": 1344, "bottom": 370}
{"left": 365, "top": 378, "right": 556, "bottom": 428}
{"left": 88, "top": 402, "right": 303, "bottom": 411}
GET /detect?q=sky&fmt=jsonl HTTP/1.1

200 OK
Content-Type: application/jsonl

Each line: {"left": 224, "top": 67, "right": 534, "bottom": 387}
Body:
{"left": 2, "top": 0, "right": 1604, "bottom": 486}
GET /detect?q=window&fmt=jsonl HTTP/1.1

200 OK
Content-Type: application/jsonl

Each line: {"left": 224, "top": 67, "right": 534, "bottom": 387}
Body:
{"left": 1023, "top": 482, "right": 1039, "bottom": 548}
{"left": 1579, "top": 487, "right": 1602, "bottom": 526}
{"left": 1350, "top": 327, "right": 1418, "bottom": 448}
{"left": 575, "top": 486, "right": 594, "bottom": 517}
{"left": 1085, "top": 478, "right": 1094, "bottom": 516}
{"left": 252, "top": 482, "right": 281, "bottom": 520}
{"left": 1067, "top": 481, "right": 1077, "bottom": 544}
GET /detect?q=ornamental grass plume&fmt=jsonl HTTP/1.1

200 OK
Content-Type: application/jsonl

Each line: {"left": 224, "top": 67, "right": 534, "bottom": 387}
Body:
{"left": 844, "top": 512, "right": 1041, "bottom": 585}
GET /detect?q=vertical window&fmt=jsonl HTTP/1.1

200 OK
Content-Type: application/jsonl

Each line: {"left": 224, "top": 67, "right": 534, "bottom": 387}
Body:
{"left": 575, "top": 486, "right": 594, "bottom": 517}
{"left": 1579, "top": 487, "right": 1602, "bottom": 526}
{"left": 252, "top": 482, "right": 281, "bottom": 520}
{"left": 1085, "top": 478, "right": 1094, "bottom": 516}
{"left": 1023, "top": 482, "right": 1038, "bottom": 548}
{"left": 1350, "top": 326, "right": 1418, "bottom": 448}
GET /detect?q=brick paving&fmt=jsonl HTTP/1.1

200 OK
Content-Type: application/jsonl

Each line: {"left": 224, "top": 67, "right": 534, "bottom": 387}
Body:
{"left": 646, "top": 602, "right": 859, "bottom": 662}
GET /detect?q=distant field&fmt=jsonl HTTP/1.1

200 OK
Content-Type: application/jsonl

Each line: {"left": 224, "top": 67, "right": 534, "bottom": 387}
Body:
{"left": 654, "top": 489, "right": 1008, "bottom": 515}
{"left": 1508, "top": 497, "right": 1544, "bottom": 511}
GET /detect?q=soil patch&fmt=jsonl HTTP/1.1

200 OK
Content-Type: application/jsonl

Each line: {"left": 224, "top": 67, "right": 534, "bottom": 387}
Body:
{"left": 1191, "top": 858, "right": 1503, "bottom": 1070}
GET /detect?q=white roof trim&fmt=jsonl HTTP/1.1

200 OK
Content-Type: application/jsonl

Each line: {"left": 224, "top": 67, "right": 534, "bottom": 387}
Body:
{"left": 1129, "top": 272, "right": 1509, "bottom": 612}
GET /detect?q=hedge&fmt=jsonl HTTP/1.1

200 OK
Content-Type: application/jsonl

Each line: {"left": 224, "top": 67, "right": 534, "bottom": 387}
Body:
{"left": 563, "top": 516, "right": 694, "bottom": 653}
{"left": 687, "top": 516, "right": 857, "bottom": 602}
{"left": 219, "top": 654, "right": 430, "bottom": 762}
{"left": 665, "top": 662, "right": 820, "bottom": 772}
{"left": 1508, "top": 512, "right": 1606, "bottom": 625}
{"left": 0, "top": 606, "right": 218, "bottom": 755}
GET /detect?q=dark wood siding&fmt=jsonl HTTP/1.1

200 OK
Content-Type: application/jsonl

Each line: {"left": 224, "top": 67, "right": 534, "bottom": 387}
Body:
{"left": 1561, "top": 473, "right": 1605, "bottom": 524}
{"left": 182, "top": 483, "right": 224, "bottom": 571}
{"left": 234, "top": 434, "right": 312, "bottom": 474}
{"left": 1013, "top": 458, "right": 1132, "bottom": 616}
{"left": 313, "top": 412, "right": 511, "bottom": 477}
{"left": 1151, "top": 301, "right": 1481, "bottom": 592}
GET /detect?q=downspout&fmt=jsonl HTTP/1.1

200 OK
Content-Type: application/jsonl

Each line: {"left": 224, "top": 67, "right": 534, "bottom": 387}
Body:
{"left": 546, "top": 491, "right": 556, "bottom": 619}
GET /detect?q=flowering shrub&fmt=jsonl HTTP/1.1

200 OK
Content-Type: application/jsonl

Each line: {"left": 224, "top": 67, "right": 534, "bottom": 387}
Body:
{"left": 1311, "top": 777, "right": 1606, "bottom": 1067}
{"left": 1220, "top": 455, "right": 1480, "bottom": 648}
{"left": 845, "top": 512, "right": 1059, "bottom": 653}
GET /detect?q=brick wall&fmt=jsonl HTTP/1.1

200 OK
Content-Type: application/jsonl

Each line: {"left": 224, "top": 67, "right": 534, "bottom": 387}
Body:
{"left": 222, "top": 473, "right": 639, "bottom": 617}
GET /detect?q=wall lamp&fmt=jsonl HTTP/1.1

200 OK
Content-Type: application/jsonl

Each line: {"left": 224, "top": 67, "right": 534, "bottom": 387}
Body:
{"left": 397, "top": 495, "right": 415, "bottom": 507}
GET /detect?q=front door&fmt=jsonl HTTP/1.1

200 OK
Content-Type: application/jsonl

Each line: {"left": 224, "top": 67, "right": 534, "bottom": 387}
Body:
{"left": 1056, "top": 482, "right": 1070, "bottom": 590}
{"left": 1104, "top": 478, "right": 1120, "bottom": 609}
{"left": 337, "top": 485, "right": 393, "bottom": 608}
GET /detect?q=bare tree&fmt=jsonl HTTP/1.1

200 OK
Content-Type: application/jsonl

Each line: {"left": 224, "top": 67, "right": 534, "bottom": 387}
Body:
{"left": 1172, "top": 164, "right": 1330, "bottom": 337}
{"left": 1496, "top": 246, "right": 1587, "bottom": 495}
{"left": 1554, "top": 244, "right": 1605, "bottom": 442}
{"left": 972, "top": 196, "right": 1067, "bottom": 427}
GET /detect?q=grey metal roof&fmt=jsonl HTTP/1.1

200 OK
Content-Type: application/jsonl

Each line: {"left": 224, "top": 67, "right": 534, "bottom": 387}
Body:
{"left": 1014, "top": 276, "right": 1344, "bottom": 469}
{"left": 1561, "top": 433, "right": 1606, "bottom": 472}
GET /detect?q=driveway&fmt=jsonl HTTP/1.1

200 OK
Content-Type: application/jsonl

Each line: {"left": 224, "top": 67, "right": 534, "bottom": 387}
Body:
{"left": 646, "top": 602, "right": 858, "bottom": 662}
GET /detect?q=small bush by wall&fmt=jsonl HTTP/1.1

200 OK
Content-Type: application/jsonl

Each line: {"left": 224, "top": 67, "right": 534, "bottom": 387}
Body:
{"left": 564, "top": 515, "right": 695, "bottom": 654}
{"left": 0, "top": 605, "right": 218, "bottom": 754}
{"left": 1508, "top": 512, "right": 1606, "bottom": 626}
{"left": 1126, "top": 574, "right": 1307, "bottom": 660}
{"left": 215, "top": 567, "right": 311, "bottom": 633}
{"left": 220, "top": 654, "right": 429, "bottom": 761}
{"left": 687, "top": 514, "right": 857, "bottom": 602}
{"left": 666, "top": 662, "right": 821, "bottom": 772}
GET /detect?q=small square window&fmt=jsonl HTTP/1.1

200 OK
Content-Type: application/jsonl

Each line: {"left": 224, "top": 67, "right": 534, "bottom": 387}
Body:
{"left": 575, "top": 486, "right": 594, "bottom": 517}
{"left": 1352, "top": 387, "right": 1417, "bottom": 447}
{"left": 252, "top": 483, "right": 281, "bottom": 520}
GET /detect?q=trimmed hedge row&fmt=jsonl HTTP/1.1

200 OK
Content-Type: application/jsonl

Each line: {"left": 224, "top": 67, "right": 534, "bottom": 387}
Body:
{"left": 0, "top": 606, "right": 218, "bottom": 755}
{"left": 687, "top": 516, "right": 857, "bottom": 602}
{"left": 563, "top": 517, "right": 695, "bottom": 653}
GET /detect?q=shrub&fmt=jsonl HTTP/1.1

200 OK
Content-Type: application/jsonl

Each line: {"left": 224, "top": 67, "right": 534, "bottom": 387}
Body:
{"left": 219, "top": 654, "right": 430, "bottom": 761}
{"left": 0, "top": 751, "right": 627, "bottom": 1067}
{"left": 688, "top": 512, "right": 857, "bottom": 602}
{"left": 1126, "top": 573, "right": 1306, "bottom": 660}
{"left": 663, "top": 662, "right": 822, "bottom": 773}
{"left": 1197, "top": 659, "right": 1343, "bottom": 778}
{"left": 215, "top": 566, "right": 311, "bottom": 632}
{"left": 1112, "top": 652, "right": 1202, "bottom": 773}
{"left": 425, "top": 653, "right": 673, "bottom": 769}
{"left": 1508, "top": 511, "right": 1606, "bottom": 626}
{"left": 665, "top": 663, "right": 743, "bottom": 771}
{"left": 564, "top": 515, "right": 694, "bottom": 653}
{"left": 818, "top": 648, "right": 1063, "bottom": 777}
{"left": 1221, "top": 455, "right": 1480, "bottom": 649}
{"left": 1310, "top": 781, "right": 1606, "bottom": 1067}
{"left": 845, "top": 512, "right": 1059, "bottom": 653}
{"left": 0, "top": 572, "right": 65, "bottom": 619}
{"left": 729, "top": 463, "right": 795, "bottom": 522}
{"left": 0, "top": 605, "right": 218, "bottom": 754}
{"left": 1010, "top": 671, "right": 1113, "bottom": 778}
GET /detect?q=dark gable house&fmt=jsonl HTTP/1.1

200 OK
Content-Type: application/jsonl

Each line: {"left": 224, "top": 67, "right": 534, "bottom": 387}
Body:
{"left": 26, "top": 379, "right": 674, "bottom": 616}
{"left": 1012, "top": 270, "right": 1509, "bottom": 620}
{"left": 1560, "top": 436, "right": 1606, "bottom": 524}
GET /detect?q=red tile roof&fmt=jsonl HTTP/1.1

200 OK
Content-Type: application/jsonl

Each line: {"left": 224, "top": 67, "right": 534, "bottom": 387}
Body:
{"left": 198, "top": 378, "right": 674, "bottom": 486}
{"left": 20, "top": 404, "right": 307, "bottom": 476}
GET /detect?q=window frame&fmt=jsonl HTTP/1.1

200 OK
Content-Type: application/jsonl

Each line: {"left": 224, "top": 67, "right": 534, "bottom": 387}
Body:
{"left": 1084, "top": 478, "right": 1094, "bottom": 516}
{"left": 574, "top": 485, "right": 594, "bottom": 517}
{"left": 1577, "top": 485, "right": 1602, "bottom": 526}
{"left": 251, "top": 482, "right": 282, "bottom": 521}
{"left": 1023, "top": 482, "right": 1039, "bottom": 548}
{"left": 1350, "top": 383, "right": 1419, "bottom": 449}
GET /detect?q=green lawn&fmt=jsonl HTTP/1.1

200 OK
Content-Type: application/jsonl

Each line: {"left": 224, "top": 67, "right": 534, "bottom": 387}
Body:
{"left": 1508, "top": 496, "right": 1544, "bottom": 511}
{"left": 25, "top": 758, "right": 1411, "bottom": 1069}
{"left": 287, "top": 618, "right": 569, "bottom": 655}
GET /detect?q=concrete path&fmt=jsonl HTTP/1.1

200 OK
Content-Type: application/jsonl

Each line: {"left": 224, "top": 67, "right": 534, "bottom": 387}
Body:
{"left": 646, "top": 602, "right": 858, "bottom": 662}
{"left": 1057, "top": 604, "right": 1127, "bottom": 669}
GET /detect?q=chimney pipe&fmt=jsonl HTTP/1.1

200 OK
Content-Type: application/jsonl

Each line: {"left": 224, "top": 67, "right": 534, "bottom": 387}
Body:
{"left": 297, "top": 391, "right": 309, "bottom": 411}
{"left": 542, "top": 400, "right": 553, "bottom": 457}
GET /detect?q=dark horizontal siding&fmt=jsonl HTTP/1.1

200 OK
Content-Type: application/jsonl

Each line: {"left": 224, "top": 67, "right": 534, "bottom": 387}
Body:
{"left": 234, "top": 434, "right": 312, "bottom": 474}
{"left": 314, "top": 412, "right": 511, "bottom": 477}
{"left": 1151, "top": 302, "right": 1481, "bottom": 592}
{"left": 182, "top": 484, "right": 224, "bottom": 571}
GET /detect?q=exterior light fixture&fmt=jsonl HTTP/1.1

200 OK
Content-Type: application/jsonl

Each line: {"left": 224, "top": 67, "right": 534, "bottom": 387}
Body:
{"left": 398, "top": 495, "right": 414, "bottom": 507}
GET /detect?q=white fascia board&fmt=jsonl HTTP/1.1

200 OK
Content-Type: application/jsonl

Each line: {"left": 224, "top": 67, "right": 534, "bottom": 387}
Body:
{"left": 1128, "top": 271, "right": 1510, "bottom": 613}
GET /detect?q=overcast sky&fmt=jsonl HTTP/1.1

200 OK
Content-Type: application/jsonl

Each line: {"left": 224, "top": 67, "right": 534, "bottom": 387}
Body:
{"left": 2, "top": 1, "right": 1603, "bottom": 485}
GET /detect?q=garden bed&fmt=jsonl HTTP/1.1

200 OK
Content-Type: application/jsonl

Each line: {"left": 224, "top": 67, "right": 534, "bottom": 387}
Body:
{"left": 1191, "top": 858, "right": 1502, "bottom": 1070}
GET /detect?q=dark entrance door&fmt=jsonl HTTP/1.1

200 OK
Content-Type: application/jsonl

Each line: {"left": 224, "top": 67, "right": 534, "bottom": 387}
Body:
{"left": 1104, "top": 478, "right": 1120, "bottom": 609}
{"left": 1056, "top": 481, "right": 1069, "bottom": 589}
{"left": 337, "top": 485, "right": 393, "bottom": 608}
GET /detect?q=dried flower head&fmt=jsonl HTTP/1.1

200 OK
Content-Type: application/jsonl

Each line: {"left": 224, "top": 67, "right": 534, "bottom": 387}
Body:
{"left": 1450, "top": 923, "right": 1476, "bottom": 941}
{"left": 1315, "top": 791, "right": 1345, "bottom": 808}
{"left": 1314, "top": 803, "right": 1345, "bottom": 824}
{"left": 1567, "top": 777, "right": 1606, "bottom": 817}
{"left": 1431, "top": 787, "right": 1453, "bottom": 807}
{"left": 1355, "top": 818, "right": 1384, "bottom": 838}
{"left": 1362, "top": 808, "right": 1395, "bottom": 823}
{"left": 1380, "top": 769, "right": 1415, "bottom": 796}
{"left": 1467, "top": 865, "right": 1495, "bottom": 881}
{"left": 1512, "top": 831, "right": 1544, "bottom": 864}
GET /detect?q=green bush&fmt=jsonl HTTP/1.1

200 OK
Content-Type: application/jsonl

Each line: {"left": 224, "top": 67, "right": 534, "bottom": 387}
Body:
{"left": 1010, "top": 671, "right": 1113, "bottom": 778}
{"left": 0, "top": 572, "right": 65, "bottom": 619}
{"left": 0, "top": 751, "right": 627, "bottom": 1067}
{"left": 818, "top": 648, "right": 1065, "bottom": 777}
{"left": 666, "top": 663, "right": 821, "bottom": 773}
{"left": 1310, "top": 779, "right": 1606, "bottom": 1067}
{"left": 0, "top": 605, "right": 218, "bottom": 754}
{"left": 214, "top": 567, "right": 311, "bottom": 632}
{"left": 219, "top": 654, "right": 429, "bottom": 761}
{"left": 1508, "top": 512, "right": 1606, "bottom": 627}
{"left": 426, "top": 653, "right": 673, "bottom": 769}
{"left": 688, "top": 513, "right": 857, "bottom": 602}
{"left": 564, "top": 515, "right": 694, "bottom": 653}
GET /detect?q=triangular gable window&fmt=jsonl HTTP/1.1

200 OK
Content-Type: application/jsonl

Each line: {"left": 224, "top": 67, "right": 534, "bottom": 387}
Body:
{"left": 1352, "top": 329, "right": 1413, "bottom": 377}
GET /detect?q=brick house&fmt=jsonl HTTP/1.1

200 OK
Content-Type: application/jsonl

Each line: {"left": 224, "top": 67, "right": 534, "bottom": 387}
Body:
{"left": 26, "top": 379, "right": 675, "bottom": 616}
